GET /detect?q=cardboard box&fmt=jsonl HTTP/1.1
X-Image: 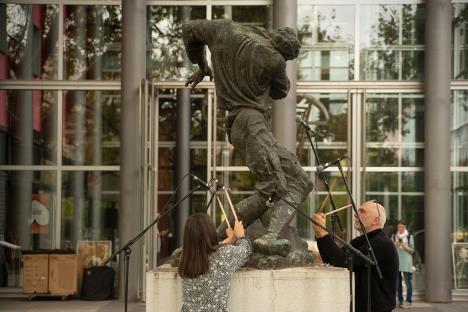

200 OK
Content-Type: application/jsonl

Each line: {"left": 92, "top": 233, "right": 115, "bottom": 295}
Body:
{"left": 23, "top": 254, "right": 49, "bottom": 294}
{"left": 49, "top": 254, "right": 77, "bottom": 296}
{"left": 23, "top": 253, "right": 78, "bottom": 296}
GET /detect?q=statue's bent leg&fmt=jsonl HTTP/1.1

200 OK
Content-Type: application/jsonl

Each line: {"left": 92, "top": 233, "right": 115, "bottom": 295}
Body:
{"left": 232, "top": 111, "right": 292, "bottom": 256}
{"left": 217, "top": 109, "right": 276, "bottom": 239}
{"left": 216, "top": 192, "right": 268, "bottom": 240}
{"left": 267, "top": 144, "right": 314, "bottom": 235}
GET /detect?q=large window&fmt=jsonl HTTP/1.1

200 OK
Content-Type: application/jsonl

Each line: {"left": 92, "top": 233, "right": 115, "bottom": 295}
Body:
{"left": 3, "top": 4, "right": 58, "bottom": 80}
{"left": 360, "top": 4, "right": 425, "bottom": 80}
{"left": 297, "top": 5, "right": 355, "bottom": 80}
{"left": 147, "top": 6, "right": 206, "bottom": 81}
{"left": 64, "top": 6, "right": 122, "bottom": 80}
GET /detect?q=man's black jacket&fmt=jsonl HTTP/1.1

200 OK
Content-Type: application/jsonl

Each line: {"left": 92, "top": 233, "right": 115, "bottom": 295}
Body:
{"left": 317, "top": 229, "right": 398, "bottom": 312}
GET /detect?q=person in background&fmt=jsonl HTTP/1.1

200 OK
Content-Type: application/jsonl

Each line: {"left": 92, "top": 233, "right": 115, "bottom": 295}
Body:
{"left": 312, "top": 200, "right": 399, "bottom": 312}
{"left": 178, "top": 213, "right": 251, "bottom": 312}
{"left": 392, "top": 220, "right": 414, "bottom": 309}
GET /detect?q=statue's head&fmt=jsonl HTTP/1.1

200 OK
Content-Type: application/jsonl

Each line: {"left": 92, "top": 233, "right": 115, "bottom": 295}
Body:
{"left": 270, "top": 27, "right": 301, "bottom": 60}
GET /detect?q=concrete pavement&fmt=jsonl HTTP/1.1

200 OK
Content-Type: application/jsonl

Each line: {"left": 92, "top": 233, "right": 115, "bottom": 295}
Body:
{"left": 0, "top": 298, "right": 467, "bottom": 312}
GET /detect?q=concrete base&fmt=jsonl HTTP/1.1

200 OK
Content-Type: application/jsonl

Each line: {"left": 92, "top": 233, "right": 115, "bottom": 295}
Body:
{"left": 146, "top": 265, "right": 350, "bottom": 312}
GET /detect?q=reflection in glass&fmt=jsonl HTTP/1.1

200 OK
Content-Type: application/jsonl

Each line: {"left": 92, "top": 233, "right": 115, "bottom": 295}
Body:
{"left": 61, "top": 171, "right": 120, "bottom": 250}
{"left": 147, "top": 6, "right": 205, "bottom": 81}
{"left": 158, "top": 147, "right": 175, "bottom": 191}
{"left": 360, "top": 4, "right": 425, "bottom": 80}
{"left": 452, "top": 91, "right": 468, "bottom": 167}
{"left": 1, "top": 90, "right": 57, "bottom": 165}
{"left": 64, "top": 6, "right": 122, "bottom": 80}
{"left": 363, "top": 171, "right": 425, "bottom": 288}
{"left": 296, "top": 93, "right": 348, "bottom": 166}
{"left": 297, "top": 5, "right": 354, "bottom": 80}
{"left": 453, "top": 4, "right": 468, "bottom": 80}
{"left": 401, "top": 195, "right": 425, "bottom": 266}
{"left": 366, "top": 172, "right": 398, "bottom": 193}
{"left": 214, "top": 108, "right": 246, "bottom": 167}
{"left": 0, "top": 171, "right": 56, "bottom": 287}
{"left": 212, "top": 5, "right": 270, "bottom": 28}
{"left": 63, "top": 90, "right": 120, "bottom": 165}
{"left": 157, "top": 88, "right": 208, "bottom": 142}
{"left": 402, "top": 172, "right": 424, "bottom": 193}
{"left": 453, "top": 172, "right": 468, "bottom": 243}
{"left": 4, "top": 4, "right": 58, "bottom": 80}
{"left": 366, "top": 93, "right": 424, "bottom": 167}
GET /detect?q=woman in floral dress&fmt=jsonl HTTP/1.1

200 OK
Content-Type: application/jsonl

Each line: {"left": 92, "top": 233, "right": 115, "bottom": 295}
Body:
{"left": 178, "top": 213, "right": 252, "bottom": 312}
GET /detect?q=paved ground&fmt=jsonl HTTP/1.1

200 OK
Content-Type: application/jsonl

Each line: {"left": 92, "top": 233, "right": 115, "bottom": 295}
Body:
{"left": 394, "top": 301, "right": 468, "bottom": 312}
{"left": 0, "top": 298, "right": 145, "bottom": 312}
{"left": 0, "top": 298, "right": 467, "bottom": 312}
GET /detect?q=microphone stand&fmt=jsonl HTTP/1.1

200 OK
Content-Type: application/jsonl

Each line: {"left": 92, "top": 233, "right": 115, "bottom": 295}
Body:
{"left": 205, "top": 189, "right": 217, "bottom": 213}
{"left": 335, "top": 162, "right": 382, "bottom": 278}
{"left": 302, "top": 125, "right": 344, "bottom": 236}
{"left": 275, "top": 194, "right": 374, "bottom": 312}
{"left": 103, "top": 185, "right": 202, "bottom": 312}
{"left": 334, "top": 161, "right": 382, "bottom": 312}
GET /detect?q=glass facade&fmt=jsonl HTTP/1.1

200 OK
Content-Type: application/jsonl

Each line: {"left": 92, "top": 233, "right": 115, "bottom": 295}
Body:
{"left": 0, "top": 0, "right": 467, "bottom": 295}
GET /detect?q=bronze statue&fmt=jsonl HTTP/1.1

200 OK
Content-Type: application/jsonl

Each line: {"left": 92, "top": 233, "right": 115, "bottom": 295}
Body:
{"left": 182, "top": 19, "right": 314, "bottom": 260}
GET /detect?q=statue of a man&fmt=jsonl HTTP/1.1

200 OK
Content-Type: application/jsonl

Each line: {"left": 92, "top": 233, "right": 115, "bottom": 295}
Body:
{"left": 182, "top": 19, "right": 314, "bottom": 256}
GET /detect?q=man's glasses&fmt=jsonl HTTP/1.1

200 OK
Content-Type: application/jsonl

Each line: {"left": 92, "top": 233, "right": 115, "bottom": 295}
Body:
{"left": 370, "top": 199, "right": 381, "bottom": 220}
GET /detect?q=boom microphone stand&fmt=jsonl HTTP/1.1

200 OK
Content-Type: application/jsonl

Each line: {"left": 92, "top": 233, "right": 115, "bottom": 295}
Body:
{"left": 104, "top": 185, "right": 202, "bottom": 312}
{"left": 271, "top": 190, "right": 374, "bottom": 312}
{"left": 334, "top": 160, "right": 382, "bottom": 280}
{"left": 296, "top": 118, "right": 344, "bottom": 236}
{"left": 334, "top": 160, "right": 382, "bottom": 311}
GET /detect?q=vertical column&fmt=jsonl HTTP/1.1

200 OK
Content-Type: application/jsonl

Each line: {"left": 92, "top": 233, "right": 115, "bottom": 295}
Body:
{"left": 424, "top": 0, "right": 452, "bottom": 303}
{"left": 175, "top": 7, "right": 192, "bottom": 248}
{"left": 13, "top": 6, "right": 34, "bottom": 250}
{"left": 121, "top": 0, "right": 146, "bottom": 301}
{"left": 175, "top": 89, "right": 191, "bottom": 247}
{"left": 272, "top": 0, "right": 297, "bottom": 154}
{"left": 90, "top": 7, "right": 103, "bottom": 240}
{"left": 69, "top": 6, "right": 86, "bottom": 247}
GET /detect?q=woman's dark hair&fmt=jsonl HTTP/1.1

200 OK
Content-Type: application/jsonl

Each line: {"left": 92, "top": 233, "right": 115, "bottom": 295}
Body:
{"left": 178, "top": 213, "right": 219, "bottom": 279}
{"left": 396, "top": 220, "right": 407, "bottom": 226}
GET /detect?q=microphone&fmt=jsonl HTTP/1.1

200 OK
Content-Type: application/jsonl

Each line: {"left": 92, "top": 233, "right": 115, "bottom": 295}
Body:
{"left": 296, "top": 117, "right": 313, "bottom": 132}
{"left": 213, "top": 179, "right": 225, "bottom": 189}
{"left": 317, "top": 158, "right": 344, "bottom": 172}
{"left": 190, "top": 174, "right": 216, "bottom": 193}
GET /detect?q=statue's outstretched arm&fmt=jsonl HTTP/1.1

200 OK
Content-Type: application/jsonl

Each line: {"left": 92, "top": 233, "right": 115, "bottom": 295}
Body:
{"left": 182, "top": 20, "right": 217, "bottom": 88}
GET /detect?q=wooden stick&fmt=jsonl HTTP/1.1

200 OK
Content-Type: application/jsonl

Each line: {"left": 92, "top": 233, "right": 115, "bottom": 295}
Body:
{"left": 216, "top": 196, "right": 231, "bottom": 228}
{"left": 318, "top": 179, "right": 337, "bottom": 212}
{"left": 223, "top": 187, "right": 238, "bottom": 221}
{"left": 324, "top": 204, "right": 353, "bottom": 216}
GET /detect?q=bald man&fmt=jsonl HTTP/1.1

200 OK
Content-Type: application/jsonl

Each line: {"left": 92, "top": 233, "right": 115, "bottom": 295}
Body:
{"left": 312, "top": 201, "right": 398, "bottom": 312}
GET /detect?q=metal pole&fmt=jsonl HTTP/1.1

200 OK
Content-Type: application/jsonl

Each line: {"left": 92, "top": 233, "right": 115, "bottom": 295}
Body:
{"left": 121, "top": 0, "right": 146, "bottom": 301}
{"left": 175, "top": 7, "right": 192, "bottom": 248}
{"left": 424, "top": 0, "right": 452, "bottom": 303}
{"left": 272, "top": 0, "right": 298, "bottom": 154}
{"left": 175, "top": 88, "right": 191, "bottom": 247}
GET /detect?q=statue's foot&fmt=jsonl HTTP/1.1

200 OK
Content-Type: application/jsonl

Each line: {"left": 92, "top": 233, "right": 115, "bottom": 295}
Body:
{"left": 253, "top": 233, "right": 291, "bottom": 257}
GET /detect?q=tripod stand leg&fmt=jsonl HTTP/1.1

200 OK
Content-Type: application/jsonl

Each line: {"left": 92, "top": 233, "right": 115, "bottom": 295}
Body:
{"left": 124, "top": 248, "right": 131, "bottom": 312}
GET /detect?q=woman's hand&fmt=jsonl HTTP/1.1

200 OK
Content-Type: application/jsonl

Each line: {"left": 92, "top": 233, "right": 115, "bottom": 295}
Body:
{"left": 220, "top": 227, "right": 235, "bottom": 245}
{"left": 233, "top": 219, "right": 245, "bottom": 238}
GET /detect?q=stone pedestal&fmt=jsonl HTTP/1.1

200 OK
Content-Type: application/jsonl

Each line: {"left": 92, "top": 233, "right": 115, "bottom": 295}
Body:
{"left": 146, "top": 265, "right": 350, "bottom": 312}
